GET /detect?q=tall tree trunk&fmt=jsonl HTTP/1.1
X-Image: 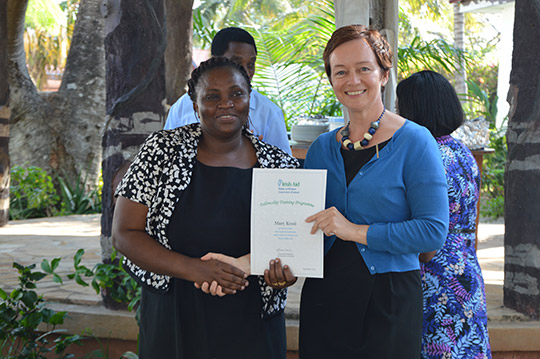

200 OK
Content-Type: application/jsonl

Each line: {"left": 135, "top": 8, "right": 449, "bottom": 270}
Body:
{"left": 100, "top": 0, "right": 166, "bottom": 304}
{"left": 164, "top": 0, "right": 193, "bottom": 105}
{"left": 7, "top": 0, "right": 105, "bottom": 186}
{"left": 54, "top": 0, "right": 106, "bottom": 183}
{"left": 453, "top": 3, "right": 467, "bottom": 101}
{"left": 504, "top": 0, "right": 540, "bottom": 320}
{"left": 0, "top": 0, "right": 10, "bottom": 226}
{"left": 7, "top": 0, "right": 53, "bottom": 175}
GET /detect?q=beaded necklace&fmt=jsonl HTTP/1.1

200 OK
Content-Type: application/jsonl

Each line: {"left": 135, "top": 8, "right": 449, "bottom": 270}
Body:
{"left": 341, "top": 107, "right": 385, "bottom": 155}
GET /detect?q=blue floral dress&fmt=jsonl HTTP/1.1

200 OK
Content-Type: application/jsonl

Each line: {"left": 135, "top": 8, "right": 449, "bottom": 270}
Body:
{"left": 420, "top": 135, "right": 491, "bottom": 359}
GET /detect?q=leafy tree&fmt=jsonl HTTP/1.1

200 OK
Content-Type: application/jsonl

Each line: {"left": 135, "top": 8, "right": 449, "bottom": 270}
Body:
{"left": 397, "top": 0, "right": 497, "bottom": 85}
{"left": 194, "top": 0, "right": 299, "bottom": 29}
{"left": 397, "top": 35, "right": 466, "bottom": 80}
{"left": 23, "top": 0, "right": 72, "bottom": 90}
{"left": 250, "top": 0, "right": 340, "bottom": 124}
{"left": 192, "top": 0, "right": 499, "bottom": 128}
{"left": 193, "top": 0, "right": 340, "bottom": 127}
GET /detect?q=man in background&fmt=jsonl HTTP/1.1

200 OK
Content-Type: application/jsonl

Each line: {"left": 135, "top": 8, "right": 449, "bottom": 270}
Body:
{"left": 164, "top": 27, "right": 291, "bottom": 154}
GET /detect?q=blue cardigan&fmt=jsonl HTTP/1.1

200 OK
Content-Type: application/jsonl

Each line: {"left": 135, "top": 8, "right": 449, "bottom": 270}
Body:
{"left": 304, "top": 120, "right": 449, "bottom": 274}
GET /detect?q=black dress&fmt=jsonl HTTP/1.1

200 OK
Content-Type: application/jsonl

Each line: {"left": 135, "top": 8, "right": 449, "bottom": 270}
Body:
{"left": 299, "top": 142, "right": 423, "bottom": 359}
{"left": 138, "top": 161, "right": 286, "bottom": 359}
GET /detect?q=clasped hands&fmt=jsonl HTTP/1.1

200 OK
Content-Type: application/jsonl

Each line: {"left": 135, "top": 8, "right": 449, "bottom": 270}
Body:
{"left": 193, "top": 254, "right": 296, "bottom": 297}
{"left": 193, "top": 206, "right": 358, "bottom": 297}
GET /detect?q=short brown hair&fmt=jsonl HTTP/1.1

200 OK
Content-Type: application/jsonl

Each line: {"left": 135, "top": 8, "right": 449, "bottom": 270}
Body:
{"left": 323, "top": 24, "right": 393, "bottom": 83}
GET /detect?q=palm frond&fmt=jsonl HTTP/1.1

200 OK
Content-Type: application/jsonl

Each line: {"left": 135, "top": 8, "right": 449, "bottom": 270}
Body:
{"left": 397, "top": 35, "right": 468, "bottom": 78}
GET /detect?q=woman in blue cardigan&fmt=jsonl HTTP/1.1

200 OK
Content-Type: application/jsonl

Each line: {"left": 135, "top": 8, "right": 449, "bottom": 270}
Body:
{"left": 299, "top": 25, "right": 449, "bottom": 358}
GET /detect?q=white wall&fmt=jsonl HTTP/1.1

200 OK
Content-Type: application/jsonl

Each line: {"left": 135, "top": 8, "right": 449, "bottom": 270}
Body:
{"left": 495, "top": 4, "right": 514, "bottom": 128}
{"left": 462, "top": 1, "right": 515, "bottom": 128}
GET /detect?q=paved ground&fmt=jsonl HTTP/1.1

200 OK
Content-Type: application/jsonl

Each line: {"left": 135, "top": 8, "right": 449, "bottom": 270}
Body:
{"left": 0, "top": 215, "right": 102, "bottom": 305}
{"left": 5, "top": 214, "right": 540, "bottom": 357}
{"left": 0, "top": 214, "right": 527, "bottom": 322}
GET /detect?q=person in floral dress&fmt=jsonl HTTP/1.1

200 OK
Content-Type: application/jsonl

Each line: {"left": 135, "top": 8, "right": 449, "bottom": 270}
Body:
{"left": 397, "top": 70, "right": 492, "bottom": 359}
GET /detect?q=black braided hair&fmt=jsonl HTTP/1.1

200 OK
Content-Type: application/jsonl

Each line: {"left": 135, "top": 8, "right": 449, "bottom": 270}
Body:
{"left": 187, "top": 57, "right": 252, "bottom": 103}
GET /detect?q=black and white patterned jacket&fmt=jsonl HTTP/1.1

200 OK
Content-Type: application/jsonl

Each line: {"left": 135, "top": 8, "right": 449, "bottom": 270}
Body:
{"left": 115, "top": 123, "right": 299, "bottom": 318}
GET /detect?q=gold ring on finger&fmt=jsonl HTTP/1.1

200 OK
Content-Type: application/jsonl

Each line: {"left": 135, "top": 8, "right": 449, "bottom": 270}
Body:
{"left": 277, "top": 281, "right": 287, "bottom": 286}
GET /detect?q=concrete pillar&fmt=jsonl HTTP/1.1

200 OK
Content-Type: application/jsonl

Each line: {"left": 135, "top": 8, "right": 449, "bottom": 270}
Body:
{"left": 334, "top": 0, "right": 370, "bottom": 28}
{"left": 381, "top": 0, "right": 399, "bottom": 113}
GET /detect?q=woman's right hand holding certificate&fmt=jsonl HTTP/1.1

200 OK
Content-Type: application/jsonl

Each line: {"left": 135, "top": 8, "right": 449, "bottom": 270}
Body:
{"left": 305, "top": 206, "right": 369, "bottom": 245}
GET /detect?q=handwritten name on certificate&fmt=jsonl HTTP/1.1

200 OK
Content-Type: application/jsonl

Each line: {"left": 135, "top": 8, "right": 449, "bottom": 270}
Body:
{"left": 251, "top": 168, "right": 327, "bottom": 278}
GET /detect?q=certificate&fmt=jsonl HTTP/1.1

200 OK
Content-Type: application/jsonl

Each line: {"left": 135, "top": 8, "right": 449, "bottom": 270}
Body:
{"left": 251, "top": 168, "right": 327, "bottom": 278}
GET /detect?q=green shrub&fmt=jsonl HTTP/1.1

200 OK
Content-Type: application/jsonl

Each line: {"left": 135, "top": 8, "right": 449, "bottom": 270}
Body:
{"left": 481, "top": 195, "right": 504, "bottom": 219}
{"left": 9, "top": 166, "right": 102, "bottom": 220}
{"left": 0, "top": 260, "right": 82, "bottom": 358}
{"left": 9, "top": 166, "right": 60, "bottom": 220}
{"left": 68, "top": 249, "right": 141, "bottom": 316}
{"left": 56, "top": 172, "right": 102, "bottom": 215}
{"left": 480, "top": 128, "right": 506, "bottom": 219}
{"left": 0, "top": 255, "right": 139, "bottom": 358}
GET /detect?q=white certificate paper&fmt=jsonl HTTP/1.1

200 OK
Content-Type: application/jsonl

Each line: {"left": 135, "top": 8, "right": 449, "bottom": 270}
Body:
{"left": 251, "top": 168, "right": 327, "bottom": 278}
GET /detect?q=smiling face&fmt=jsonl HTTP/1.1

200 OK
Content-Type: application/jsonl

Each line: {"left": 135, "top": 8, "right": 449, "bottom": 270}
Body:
{"left": 223, "top": 41, "right": 256, "bottom": 81}
{"left": 193, "top": 66, "right": 250, "bottom": 139}
{"left": 329, "top": 39, "right": 389, "bottom": 115}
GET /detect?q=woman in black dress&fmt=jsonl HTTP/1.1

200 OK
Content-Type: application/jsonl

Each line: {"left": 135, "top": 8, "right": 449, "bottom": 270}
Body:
{"left": 112, "top": 57, "right": 298, "bottom": 358}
